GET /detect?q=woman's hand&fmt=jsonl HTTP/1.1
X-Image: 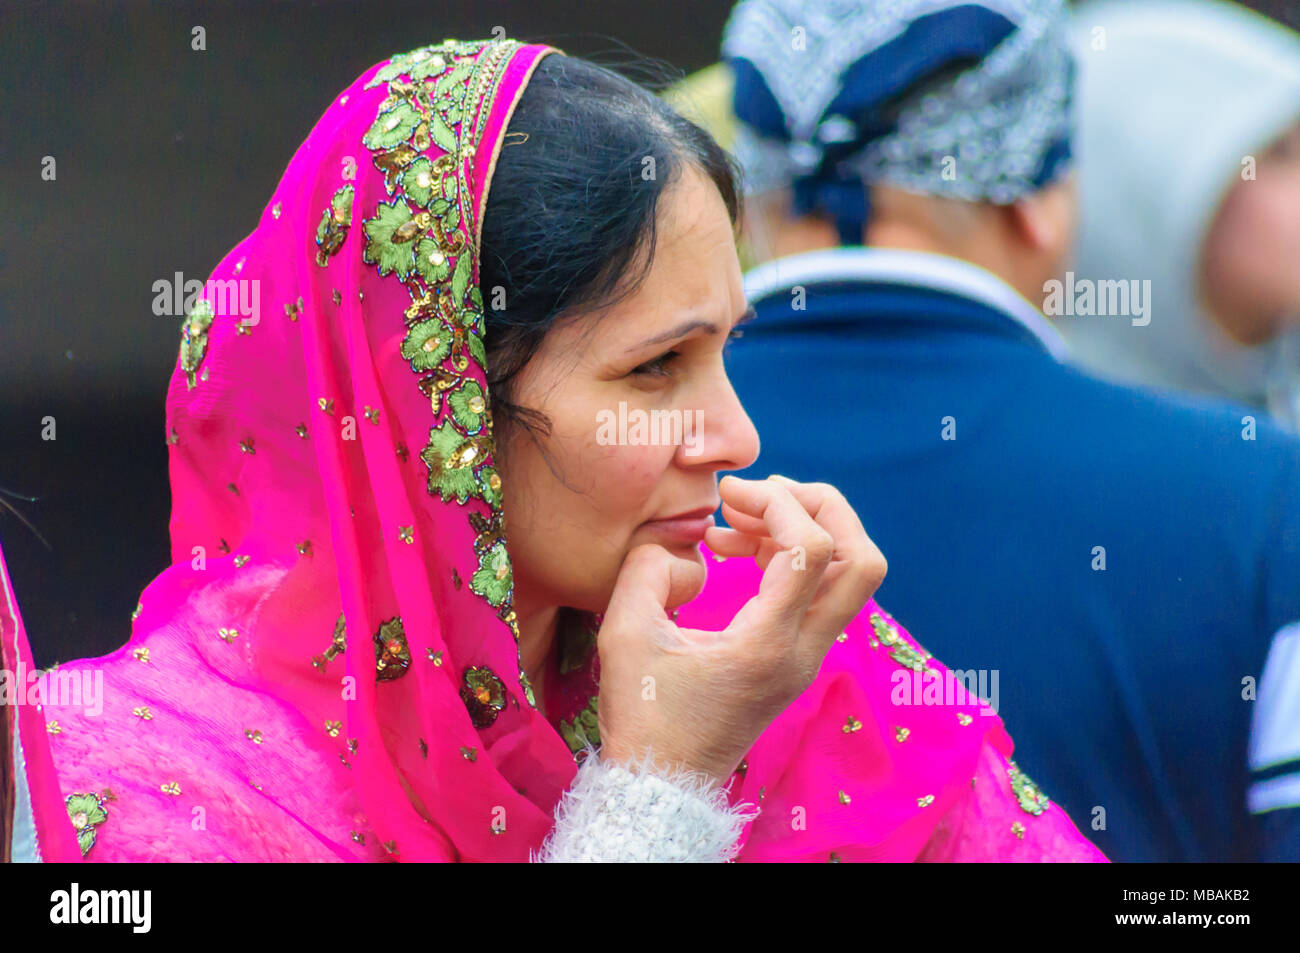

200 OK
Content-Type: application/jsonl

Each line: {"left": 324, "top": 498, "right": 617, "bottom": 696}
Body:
{"left": 595, "top": 474, "right": 887, "bottom": 786}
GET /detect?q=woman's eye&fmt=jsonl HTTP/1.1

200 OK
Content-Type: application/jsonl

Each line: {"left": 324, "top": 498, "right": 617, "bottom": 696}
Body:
{"left": 630, "top": 350, "right": 679, "bottom": 376}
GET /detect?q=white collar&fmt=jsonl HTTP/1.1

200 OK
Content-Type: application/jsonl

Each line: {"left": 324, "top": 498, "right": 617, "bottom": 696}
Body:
{"left": 742, "top": 247, "right": 1071, "bottom": 362}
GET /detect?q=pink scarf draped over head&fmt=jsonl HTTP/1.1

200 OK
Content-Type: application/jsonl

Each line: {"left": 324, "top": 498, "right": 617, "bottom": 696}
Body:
{"left": 1, "top": 37, "right": 1105, "bottom": 862}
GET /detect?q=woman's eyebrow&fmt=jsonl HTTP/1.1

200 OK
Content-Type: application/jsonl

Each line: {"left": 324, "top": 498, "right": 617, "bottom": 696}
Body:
{"left": 625, "top": 305, "right": 756, "bottom": 353}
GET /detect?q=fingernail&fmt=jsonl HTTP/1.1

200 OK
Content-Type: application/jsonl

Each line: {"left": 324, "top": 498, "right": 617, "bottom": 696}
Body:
{"left": 768, "top": 473, "right": 793, "bottom": 483}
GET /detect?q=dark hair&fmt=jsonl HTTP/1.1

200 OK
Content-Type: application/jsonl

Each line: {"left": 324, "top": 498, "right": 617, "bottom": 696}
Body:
{"left": 479, "top": 53, "right": 741, "bottom": 455}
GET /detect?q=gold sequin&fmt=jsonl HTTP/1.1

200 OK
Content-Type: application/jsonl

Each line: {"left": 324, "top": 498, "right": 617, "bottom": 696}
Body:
{"left": 166, "top": 428, "right": 179, "bottom": 445}
{"left": 245, "top": 728, "right": 263, "bottom": 744}
{"left": 350, "top": 831, "right": 365, "bottom": 844}
{"left": 398, "top": 525, "right": 414, "bottom": 544}
{"left": 295, "top": 423, "right": 309, "bottom": 438}
{"left": 233, "top": 555, "right": 249, "bottom": 568}
{"left": 218, "top": 627, "right": 239, "bottom": 643}
{"left": 133, "top": 706, "right": 153, "bottom": 720}
{"left": 364, "top": 406, "right": 380, "bottom": 424}
{"left": 895, "top": 726, "right": 910, "bottom": 743}
{"left": 418, "top": 738, "right": 428, "bottom": 758}
{"left": 838, "top": 790, "right": 851, "bottom": 805}
{"left": 333, "top": 290, "right": 342, "bottom": 305}
{"left": 347, "top": 738, "right": 359, "bottom": 755}
{"left": 161, "top": 781, "right": 181, "bottom": 796}
{"left": 313, "top": 614, "right": 347, "bottom": 671}
{"left": 843, "top": 716, "right": 862, "bottom": 733}
{"left": 829, "top": 852, "right": 841, "bottom": 863}
{"left": 325, "top": 720, "right": 341, "bottom": 737}
{"left": 272, "top": 202, "right": 282, "bottom": 219}
{"left": 917, "top": 794, "right": 935, "bottom": 808}
{"left": 426, "top": 648, "right": 443, "bottom": 665}
{"left": 1011, "top": 821, "right": 1025, "bottom": 839}
{"left": 383, "top": 840, "right": 398, "bottom": 855}
{"left": 239, "top": 438, "right": 255, "bottom": 454}
{"left": 227, "top": 482, "right": 240, "bottom": 496}
{"left": 317, "top": 398, "right": 335, "bottom": 415}
{"left": 297, "top": 540, "right": 313, "bottom": 556}
{"left": 460, "top": 746, "right": 477, "bottom": 761}
{"left": 218, "top": 538, "right": 231, "bottom": 554}
{"left": 957, "top": 713, "right": 973, "bottom": 726}
{"left": 236, "top": 323, "right": 252, "bottom": 336}
{"left": 131, "top": 603, "right": 143, "bottom": 621}
{"left": 836, "top": 631, "right": 848, "bottom": 642}
{"left": 46, "top": 721, "right": 61, "bottom": 734}
{"left": 396, "top": 441, "right": 409, "bottom": 461}
{"left": 133, "top": 647, "right": 150, "bottom": 663}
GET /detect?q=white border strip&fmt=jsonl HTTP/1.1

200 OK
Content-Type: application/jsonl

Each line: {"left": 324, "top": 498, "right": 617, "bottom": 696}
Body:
{"left": 742, "top": 247, "right": 1072, "bottom": 362}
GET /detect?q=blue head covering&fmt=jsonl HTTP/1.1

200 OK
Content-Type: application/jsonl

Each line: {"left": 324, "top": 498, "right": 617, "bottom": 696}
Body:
{"left": 722, "top": 0, "right": 1074, "bottom": 245}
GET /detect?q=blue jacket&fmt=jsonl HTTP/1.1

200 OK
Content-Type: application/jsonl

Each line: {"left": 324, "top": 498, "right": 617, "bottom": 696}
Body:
{"left": 725, "top": 247, "right": 1300, "bottom": 861}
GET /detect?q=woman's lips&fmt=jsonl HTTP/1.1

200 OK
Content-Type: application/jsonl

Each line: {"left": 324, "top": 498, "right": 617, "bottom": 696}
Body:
{"left": 640, "top": 513, "right": 716, "bottom": 543}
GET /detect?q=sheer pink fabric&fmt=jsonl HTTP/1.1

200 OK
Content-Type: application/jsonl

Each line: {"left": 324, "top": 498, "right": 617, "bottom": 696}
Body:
{"left": 0, "top": 37, "right": 1105, "bottom": 863}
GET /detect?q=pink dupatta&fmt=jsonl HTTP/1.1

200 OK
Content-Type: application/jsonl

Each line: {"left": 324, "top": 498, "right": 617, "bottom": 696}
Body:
{"left": 0, "top": 37, "right": 1105, "bottom": 863}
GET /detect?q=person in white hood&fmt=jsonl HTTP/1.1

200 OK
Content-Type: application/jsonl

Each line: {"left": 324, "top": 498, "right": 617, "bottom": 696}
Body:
{"left": 1062, "top": 0, "right": 1300, "bottom": 428}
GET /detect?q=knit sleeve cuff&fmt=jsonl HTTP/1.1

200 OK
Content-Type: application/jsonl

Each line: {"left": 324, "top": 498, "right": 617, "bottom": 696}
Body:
{"left": 532, "top": 748, "right": 759, "bottom": 863}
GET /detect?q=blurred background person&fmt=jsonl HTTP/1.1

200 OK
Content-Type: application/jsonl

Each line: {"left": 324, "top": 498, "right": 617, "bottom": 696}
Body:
{"left": 705, "top": 0, "right": 1300, "bottom": 860}
{"left": 1063, "top": 0, "right": 1300, "bottom": 429}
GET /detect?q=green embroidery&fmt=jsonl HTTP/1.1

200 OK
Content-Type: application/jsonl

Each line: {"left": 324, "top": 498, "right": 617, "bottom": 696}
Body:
{"left": 180, "top": 298, "right": 215, "bottom": 389}
{"left": 315, "top": 184, "right": 354, "bottom": 266}
{"left": 460, "top": 666, "right": 508, "bottom": 728}
{"left": 1007, "top": 761, "right": 1051, "bottom": 815}
{"left": 374, "top": 617, "right": 411, "bottom": 681}
{"left": 359, "top": 39, "right": 537, "bottom": 710}
{"left": 470, "top": 540, "right": 512, "bottom": 607}
{"left": 65, "top": 792, "right": 108, "bottom": 857}
{"left": 558, "top": 694, "right": 600, "bottom": 755}
{"left": 870, "top": 611, "right": 932, "bottom": 672}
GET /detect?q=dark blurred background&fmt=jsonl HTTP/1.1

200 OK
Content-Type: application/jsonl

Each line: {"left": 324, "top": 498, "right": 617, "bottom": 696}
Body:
{"left": 2, "top": 0, "right": 1297, "bottom": 669}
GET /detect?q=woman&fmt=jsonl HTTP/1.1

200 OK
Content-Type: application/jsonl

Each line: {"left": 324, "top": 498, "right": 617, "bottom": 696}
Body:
{"left": 1, "top": 36, "right": 1104, "bottom": 862}
{"left": 1062, "top": 0, "right": 1300, "bottom": 429}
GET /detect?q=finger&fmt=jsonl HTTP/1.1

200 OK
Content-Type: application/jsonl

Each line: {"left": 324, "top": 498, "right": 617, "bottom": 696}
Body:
{"left": 718, "top": 476, "right": 833, "bottom": 631}
{"left": 703, "top": 525, "right": 785, "bottom": 568}
{"left": 718, "top": 500, "right": 769, "bottom": 537}
{"left": 762, "top": 477, "right": 885, "bottom": 658}
{"left": 766, "top": 475, "right": 871, "bottom": 561}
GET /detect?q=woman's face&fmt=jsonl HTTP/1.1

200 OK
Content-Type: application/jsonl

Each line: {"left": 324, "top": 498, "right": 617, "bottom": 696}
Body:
{"left": 498, "top": 165, "right": 761, "bottom": 617}
{"left": 1201, "top": 121, "right": 1300, "bottom": 346}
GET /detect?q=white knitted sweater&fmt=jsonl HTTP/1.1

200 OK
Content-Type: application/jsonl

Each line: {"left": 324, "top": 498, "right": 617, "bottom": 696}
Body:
{"left": 533, "top": 748, "right": 760, "bottom": 863}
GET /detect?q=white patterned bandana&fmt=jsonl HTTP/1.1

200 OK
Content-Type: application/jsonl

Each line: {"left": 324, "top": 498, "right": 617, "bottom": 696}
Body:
{"left": 722, "top": 0, "right": 1074, "bottom": 242}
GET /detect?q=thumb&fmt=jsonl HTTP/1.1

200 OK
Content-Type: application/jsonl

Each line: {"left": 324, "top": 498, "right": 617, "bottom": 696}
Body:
{"left": 602, "top": 544, "right": 707, "bottom": 630}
